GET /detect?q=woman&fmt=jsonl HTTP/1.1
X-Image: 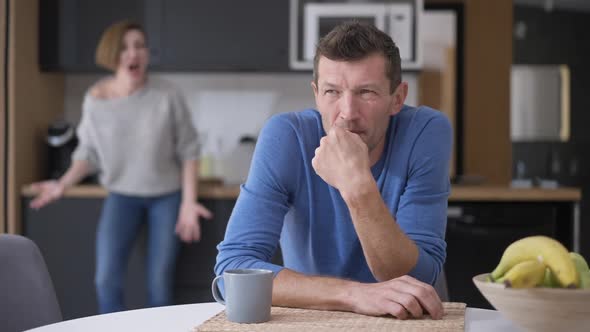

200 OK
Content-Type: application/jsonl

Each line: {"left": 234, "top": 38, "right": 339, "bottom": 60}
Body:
{"left": 29, "top": 20, "right": 212, "bottom": 313}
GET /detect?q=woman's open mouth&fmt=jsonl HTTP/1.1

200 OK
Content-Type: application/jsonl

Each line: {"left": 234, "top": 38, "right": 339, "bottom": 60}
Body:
{"left": 128, "top": 64, "right": 140, "bottom": 72}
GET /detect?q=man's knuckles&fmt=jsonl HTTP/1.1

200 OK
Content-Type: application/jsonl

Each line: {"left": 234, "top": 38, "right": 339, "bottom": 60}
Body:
{"left": 388, "top": 303, "right": 409, "bottom": 319}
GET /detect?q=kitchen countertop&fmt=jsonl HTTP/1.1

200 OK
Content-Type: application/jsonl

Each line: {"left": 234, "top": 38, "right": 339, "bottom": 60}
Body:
{"left": 449, "top": 185, "right": 581, "bottom": 201}
{"left": 22, "top": 184, "right": 581, "bottom": 202}
{"left": 21, "top": 182, "right": 241, "bottom": 200}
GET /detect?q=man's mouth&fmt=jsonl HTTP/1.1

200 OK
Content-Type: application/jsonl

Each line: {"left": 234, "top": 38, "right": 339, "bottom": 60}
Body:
{"left": 342, "top": 128, "right": 364, "bottom": 136}
{"left": 333, "top": 123, "right": 363, "bottom": 135}
{"left": 128, "top": 64, "right": 140, "bottom": 72}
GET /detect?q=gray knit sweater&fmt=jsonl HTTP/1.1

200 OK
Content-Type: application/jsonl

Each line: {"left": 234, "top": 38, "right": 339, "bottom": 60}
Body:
{"left": 72, "top": 77, "right": 199, "bottom": 196}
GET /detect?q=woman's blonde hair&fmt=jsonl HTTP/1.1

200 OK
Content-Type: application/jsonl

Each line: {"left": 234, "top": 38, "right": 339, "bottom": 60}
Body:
{"left": 95, "top": 20, "right": 145, "bottom": 71}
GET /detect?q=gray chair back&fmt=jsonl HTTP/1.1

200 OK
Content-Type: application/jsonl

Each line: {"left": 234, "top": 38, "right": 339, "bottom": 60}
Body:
{"left": 0, "top": 234, "right": 62, "bottom": 331}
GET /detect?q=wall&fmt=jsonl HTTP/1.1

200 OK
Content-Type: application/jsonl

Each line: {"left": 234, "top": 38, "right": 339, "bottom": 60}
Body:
{"left": 7, "top": 0, "right": 64, "bottom": 233}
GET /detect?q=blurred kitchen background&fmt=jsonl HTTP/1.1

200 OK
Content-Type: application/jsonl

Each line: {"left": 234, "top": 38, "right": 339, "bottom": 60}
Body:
{"left": 2, "top": 0, "right": 590, "bottom": 317}
{"left": 39, "top": 0, "right": 462, "bottom": 187}
{"left": 511, "top": 0, "right": 590, "bottom": 258}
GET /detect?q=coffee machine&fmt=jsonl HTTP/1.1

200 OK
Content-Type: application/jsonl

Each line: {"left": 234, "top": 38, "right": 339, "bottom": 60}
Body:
{"left": 46, "top": 120, "right": 78, "bottom": 179}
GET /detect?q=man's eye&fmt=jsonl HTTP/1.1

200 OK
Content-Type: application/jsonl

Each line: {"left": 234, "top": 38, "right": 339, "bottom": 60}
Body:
{"left": 324, "top": 89, "right": 338, "bottom": 95}
{"left": 360, "top": 89, "right": 376, "bottom": 95}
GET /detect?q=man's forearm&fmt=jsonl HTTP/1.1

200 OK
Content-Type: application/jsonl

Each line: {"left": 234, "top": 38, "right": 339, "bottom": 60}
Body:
{"left": 341, "top": 178, "right": 419, "bottom": 281}
{"left": 273, "top": 268, "right": 359, "bottom": 311}
{"left": 274, "top": 267, "right": 445, "bottom": 319}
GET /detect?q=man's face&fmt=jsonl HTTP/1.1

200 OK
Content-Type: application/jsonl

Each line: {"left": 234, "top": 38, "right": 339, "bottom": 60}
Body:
{"left": 312, "top": 53, "right": 407, "bottom": 163}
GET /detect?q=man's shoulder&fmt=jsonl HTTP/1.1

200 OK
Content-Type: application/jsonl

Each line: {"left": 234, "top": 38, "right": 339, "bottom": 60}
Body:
{"left": 396, "top": 105, "right": 451, "bottom": 134}
{"left": 399, "top": 105, "right": 449, "bottom": 124}
{"left": 269, "top": 109, "right": 320, "bottom": 123}
{"left": 265, "top": 109, "right": 322, "bottom": 134}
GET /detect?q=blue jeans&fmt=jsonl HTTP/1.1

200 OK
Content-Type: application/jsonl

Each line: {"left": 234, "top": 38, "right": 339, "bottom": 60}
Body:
{"left": 94, "top": 191, "right": 181, "bottom": 314}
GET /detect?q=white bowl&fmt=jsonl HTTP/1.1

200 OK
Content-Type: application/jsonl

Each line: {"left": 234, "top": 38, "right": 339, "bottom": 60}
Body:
{"left": 473, "top": 273, "right": 590, "bottom": 332}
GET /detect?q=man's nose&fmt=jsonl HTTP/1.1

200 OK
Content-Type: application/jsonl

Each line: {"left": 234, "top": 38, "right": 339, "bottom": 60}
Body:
{"left": 338, "top": 92, "right": 360, "bottom": 120}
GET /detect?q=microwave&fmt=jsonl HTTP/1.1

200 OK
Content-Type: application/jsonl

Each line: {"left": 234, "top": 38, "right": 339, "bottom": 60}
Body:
{"left": 289, "top": 0, "right": 421, "bottom": 70}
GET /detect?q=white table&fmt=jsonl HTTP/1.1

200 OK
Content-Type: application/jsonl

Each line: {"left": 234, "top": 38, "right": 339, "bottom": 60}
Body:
{"left": 26, "top": 303, "right": 523, "bottom": 332}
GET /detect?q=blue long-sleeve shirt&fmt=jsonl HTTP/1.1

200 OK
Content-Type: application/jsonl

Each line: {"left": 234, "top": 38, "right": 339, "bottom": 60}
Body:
{"left": 215, "top": 105, "right": 452, "bottom": 285}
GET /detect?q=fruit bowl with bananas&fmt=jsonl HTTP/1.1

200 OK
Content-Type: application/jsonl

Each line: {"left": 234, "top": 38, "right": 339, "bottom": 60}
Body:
{"left": 473, "top": 235, "right": 590, "bottom": 332}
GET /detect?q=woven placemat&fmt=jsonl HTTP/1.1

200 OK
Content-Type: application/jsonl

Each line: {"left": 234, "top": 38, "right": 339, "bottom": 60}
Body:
{"left": 194, "top": 302, "right": 466, "bottom": 332}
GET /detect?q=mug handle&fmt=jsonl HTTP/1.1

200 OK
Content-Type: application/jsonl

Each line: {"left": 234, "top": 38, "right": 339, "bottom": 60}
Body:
{"left": 211, "top": 275, "right": 225, "bottom": 305}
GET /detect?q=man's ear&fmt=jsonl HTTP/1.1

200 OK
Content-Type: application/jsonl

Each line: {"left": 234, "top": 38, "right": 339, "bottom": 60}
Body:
{"left": 311, "top": 81, "right": 318, "bottom": 99}
{"left": 391, "top": 82, "right": 408, "bottom": 115}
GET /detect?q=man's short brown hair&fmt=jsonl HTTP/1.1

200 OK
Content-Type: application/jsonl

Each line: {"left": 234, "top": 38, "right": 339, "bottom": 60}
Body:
{"left": 313, "top": 21, "right": 401, "bottom": 93}
{"left": 95, "top": 20, "right": 145, "bottom": 71}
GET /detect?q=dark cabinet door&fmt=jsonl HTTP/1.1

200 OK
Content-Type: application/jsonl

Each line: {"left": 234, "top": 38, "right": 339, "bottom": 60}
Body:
{"left": 23, "top": 195, "right": 236, "bottom": 320}
{"left": 159, "top": 0, "right": 289, "bottom": 71}
{"left": 444, "top": 202, "right": 568, "bottom": 309}
{"left": 23, "top": 197, "right": 107, "bottom": 320}
{"left": 40, "top": 0, "right": 290, "bottom": 72}
{"left": 40, "top": 0, "right": 148, "bottom": 71}
{"left": 174, "top": 199, "right": 236, "bottom": 304}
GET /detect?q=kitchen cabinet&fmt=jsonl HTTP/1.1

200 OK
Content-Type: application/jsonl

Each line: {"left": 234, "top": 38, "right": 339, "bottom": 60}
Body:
{"left": 40, "top": 0, "right": 150, "bottom": 71}
{"left": 158, "top": 0, "right": 289, "bottom": 71}
{"left": 23, "top": 185, "right": 581, "bottom": 316}
{"left": 39, "top": 0, "right": 290, "bottom": 72}
{"left": 22, "top": 196, "right": 236, "bottom": 320}
{"left": 445, "top": 201, "right": 577, "bottom": 309}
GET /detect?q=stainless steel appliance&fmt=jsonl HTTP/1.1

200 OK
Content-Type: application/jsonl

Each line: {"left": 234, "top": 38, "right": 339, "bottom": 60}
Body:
{"left": 510, "top": 64, "right": 570, "bottom": 142}
{"left": 289, "top": 0, "right": 422, "bottom": 70}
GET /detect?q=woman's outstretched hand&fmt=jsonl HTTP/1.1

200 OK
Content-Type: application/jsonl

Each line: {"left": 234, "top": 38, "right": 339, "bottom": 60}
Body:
{"left": 175, "top": 201, "right": 213, "bottom": 243}
{"left": 29, "top": 180, "right": 65, "bottom": 209}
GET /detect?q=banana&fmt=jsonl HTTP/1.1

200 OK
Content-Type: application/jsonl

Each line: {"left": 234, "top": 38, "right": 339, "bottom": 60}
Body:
{"left": 540, "top": 267, "right": 559, "bottom": 288}
{"left": 570, "top": 252, "right": 590, "bottom": 289}
{"left": 570, "top": 252, "right": 590, "bottom": 272}
{"left": 496, "top": 259, "right": 546, "bottom": 288}
{"left": 491, "top": 236, "right": 579, "bottom": 288}
{"left": 580, "top": 271, "right": 590, "bottom": 289}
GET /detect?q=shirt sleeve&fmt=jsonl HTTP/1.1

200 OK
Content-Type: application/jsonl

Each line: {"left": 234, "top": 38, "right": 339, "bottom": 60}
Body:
{"left": 214, "top": 114, "right": 301, "bottom": 280}
{"left": 170, "top": 88, "right": 200, "bottom": 161}
{"left": 396, "top": 111, "right": 452, "bottom": 285}
{"left": 71, "top": 97, "right": 100, "bottom": 173}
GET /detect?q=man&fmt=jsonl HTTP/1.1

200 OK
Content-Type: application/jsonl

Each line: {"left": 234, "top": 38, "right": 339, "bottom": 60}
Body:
{"left": 215, "top": 21, "right": 451, "bottom": 320}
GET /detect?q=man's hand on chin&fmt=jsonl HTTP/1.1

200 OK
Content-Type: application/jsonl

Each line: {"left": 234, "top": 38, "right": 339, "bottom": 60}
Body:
{"left": 311, "top": 126, "right": 372, "bottom": 193}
